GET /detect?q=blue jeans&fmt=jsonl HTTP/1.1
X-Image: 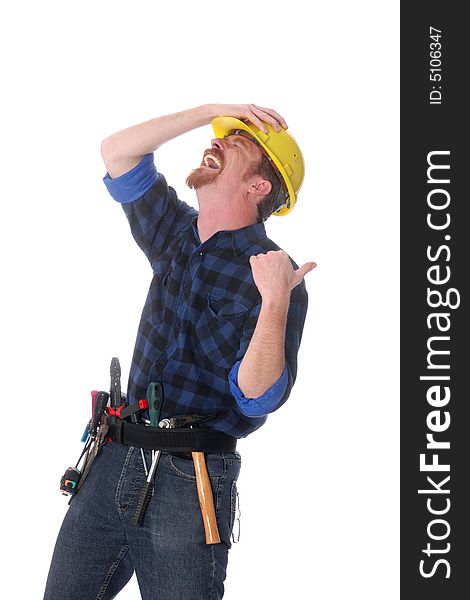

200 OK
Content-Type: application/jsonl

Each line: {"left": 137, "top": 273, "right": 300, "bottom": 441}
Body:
{"left": 44, "top": 440, "right": 241, "bottom": 599}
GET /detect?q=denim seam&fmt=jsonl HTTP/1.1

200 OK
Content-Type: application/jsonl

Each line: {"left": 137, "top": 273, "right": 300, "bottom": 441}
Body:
{"left": 229, "top": 480, "right": 237, "bottom": 533}
{"left": 95, "top": 543, "right": 129, "bottom": 600}
{"left": 209, "top": 542, "right": 216, "bottom": 600}
{"left": 115, "top": 446, "right": 135, "bottom": 514}
{"left": 130, "top": 456, "right": 145, "bottom": 504}
{"left": 215, "top": 458, "right": 229, "bottom": 513}
{"left": 220, "top": 472, "right": 227, "bottom": 512}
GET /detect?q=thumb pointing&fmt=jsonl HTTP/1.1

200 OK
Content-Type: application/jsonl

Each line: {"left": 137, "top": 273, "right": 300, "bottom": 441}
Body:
{"left": 297, "top": 262, "right": 317, "bottom": 281}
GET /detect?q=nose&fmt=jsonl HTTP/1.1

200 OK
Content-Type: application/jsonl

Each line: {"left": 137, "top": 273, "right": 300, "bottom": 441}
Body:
{"left": 211, "top": 138, "right": 224, "bottom": 150}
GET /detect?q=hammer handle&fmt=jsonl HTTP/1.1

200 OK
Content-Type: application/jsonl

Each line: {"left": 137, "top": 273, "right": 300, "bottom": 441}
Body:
{"left": 192, "top": 451, "right": 220, "bottom": 544}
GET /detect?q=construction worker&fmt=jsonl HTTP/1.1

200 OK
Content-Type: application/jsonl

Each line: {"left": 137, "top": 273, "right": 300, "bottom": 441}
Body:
{"left": 44, "top": 103, "right": 316, "bottom": 599}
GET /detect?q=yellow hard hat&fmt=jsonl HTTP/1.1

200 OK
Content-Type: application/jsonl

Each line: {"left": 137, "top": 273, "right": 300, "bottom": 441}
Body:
{"left": 212, "top": 116, "right": 305, "bottom": 216}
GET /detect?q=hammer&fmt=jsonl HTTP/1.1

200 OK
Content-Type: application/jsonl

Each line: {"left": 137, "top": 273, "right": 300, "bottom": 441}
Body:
{"left": 160, "top": 415, "right": 221, "bottom": 545}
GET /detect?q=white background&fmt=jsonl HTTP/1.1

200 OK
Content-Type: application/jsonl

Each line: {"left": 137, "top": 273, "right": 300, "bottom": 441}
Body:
{"left": 1, "top": 1, "right": 399, "bottom": 598}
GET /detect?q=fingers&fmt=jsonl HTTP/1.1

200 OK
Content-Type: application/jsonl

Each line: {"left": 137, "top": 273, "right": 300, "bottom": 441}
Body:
{"left": 216, "top": 103, "right": 288, "bottom": 133}
{"left": 250, "top": 104, "right": 288, "bottom": 130}
{"left": 244, "top": 104, "right": 287, "bottom": 133}
{"left": 250, "top": 250, "right": 284, "bottom": 262}
{"left": 244, "top": 108, "right": 270, "bottom": 133}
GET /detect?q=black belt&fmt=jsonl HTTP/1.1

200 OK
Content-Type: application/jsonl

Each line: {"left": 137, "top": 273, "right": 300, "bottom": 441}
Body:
{"left": 107, "top": 418, "right": 237, "bottom": 453}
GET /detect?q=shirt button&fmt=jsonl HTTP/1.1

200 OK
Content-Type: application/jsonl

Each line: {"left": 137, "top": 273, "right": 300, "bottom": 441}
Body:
{"left": 198, "top": 251, "right": 203, "bottom": 256}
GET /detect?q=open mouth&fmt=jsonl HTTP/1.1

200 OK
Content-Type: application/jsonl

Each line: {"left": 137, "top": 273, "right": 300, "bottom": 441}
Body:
{"left": 202, "top": 150, "right": 223, "bottom": 170}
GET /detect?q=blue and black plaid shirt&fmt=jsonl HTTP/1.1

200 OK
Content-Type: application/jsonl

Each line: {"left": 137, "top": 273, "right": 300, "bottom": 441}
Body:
{"left": 103, "top": 154, "right": 308, "bottom": 438}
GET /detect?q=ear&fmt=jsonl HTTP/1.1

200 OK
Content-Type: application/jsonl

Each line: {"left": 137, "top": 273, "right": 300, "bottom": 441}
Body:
{"left": 246, "top": 177, "right": 272, "bottom": 198}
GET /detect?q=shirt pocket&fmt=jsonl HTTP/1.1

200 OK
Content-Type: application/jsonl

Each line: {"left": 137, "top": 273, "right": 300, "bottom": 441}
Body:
{"left": 195, "top": 295, "right": 249, "bottom": 369}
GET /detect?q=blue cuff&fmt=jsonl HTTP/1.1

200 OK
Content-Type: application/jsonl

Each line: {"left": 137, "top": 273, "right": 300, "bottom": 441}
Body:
{"left": 228, "top": 361, "right": 288, "bottom": 418}
{"left": 102, "top": 153, "right": 159, "bottom": 203}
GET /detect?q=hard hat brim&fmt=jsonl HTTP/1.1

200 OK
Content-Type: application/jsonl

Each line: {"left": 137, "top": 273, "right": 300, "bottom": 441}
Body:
{"left": 212, "top": 116, "right": 300, "bottom": 216}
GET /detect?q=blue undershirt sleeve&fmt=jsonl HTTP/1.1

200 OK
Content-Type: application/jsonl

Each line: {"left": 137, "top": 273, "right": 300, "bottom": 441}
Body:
{"left": 228, "top": 361, "right": 289, "bottom": 418}
{"left": 103, "top": 153, "right": 159, "bottom": 204}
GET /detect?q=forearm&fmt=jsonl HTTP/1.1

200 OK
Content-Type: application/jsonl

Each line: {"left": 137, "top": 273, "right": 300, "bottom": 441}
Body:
{"left": 102, "top": 104, "right": 215, "bottom": 157}
{"left": 237, "top": 295, "right": 290, "bottom": 399}
{"left": 101, "top": 104, "right": 215, "bottom": 178}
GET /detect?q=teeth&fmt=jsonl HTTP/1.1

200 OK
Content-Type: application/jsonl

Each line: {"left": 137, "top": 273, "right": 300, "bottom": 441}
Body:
{"left": 203, "top": 153, "right": 221, "bottom": 169}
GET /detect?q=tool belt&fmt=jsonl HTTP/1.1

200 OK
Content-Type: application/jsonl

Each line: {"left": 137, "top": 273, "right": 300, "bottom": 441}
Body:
{"left": 107, "top": 417, "right": 237, "bottom": 453}
{"left": 60, "top": 358, "right": 231, "bottom": 544}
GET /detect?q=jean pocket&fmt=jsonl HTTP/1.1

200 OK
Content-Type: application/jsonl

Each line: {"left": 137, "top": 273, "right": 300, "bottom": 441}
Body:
{"left": 167, "top": 452, "right": 225, "bottom": 481}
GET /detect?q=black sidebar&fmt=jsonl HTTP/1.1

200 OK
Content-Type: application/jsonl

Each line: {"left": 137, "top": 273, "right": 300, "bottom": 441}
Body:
{"left": 401, "top": 3, "right": 468, "bottom": 599}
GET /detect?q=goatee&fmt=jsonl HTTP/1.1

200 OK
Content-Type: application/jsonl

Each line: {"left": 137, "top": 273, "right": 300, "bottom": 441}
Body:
{"left": 186, "top": 166, "right": 220, "bottom": 190}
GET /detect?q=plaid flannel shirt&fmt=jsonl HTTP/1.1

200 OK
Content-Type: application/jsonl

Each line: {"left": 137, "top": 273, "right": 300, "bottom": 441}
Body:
{"left": 103, "top": 154, "right": 308, "bottom": 438}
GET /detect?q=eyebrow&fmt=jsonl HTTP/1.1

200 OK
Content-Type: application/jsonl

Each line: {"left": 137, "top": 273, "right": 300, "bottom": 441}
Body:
{"left": 227, "top": 134, "right": 258, "bottom": 151}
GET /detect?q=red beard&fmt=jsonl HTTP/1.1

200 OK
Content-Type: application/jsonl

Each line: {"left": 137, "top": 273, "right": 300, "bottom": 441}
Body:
{"left": 186, "top": 147, "right": 224, "bottom": 190}
{"left": 185, "top": 166, "right": 221, "bottom": 190}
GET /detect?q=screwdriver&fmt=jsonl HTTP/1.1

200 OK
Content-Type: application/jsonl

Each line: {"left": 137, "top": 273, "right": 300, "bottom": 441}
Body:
{"left": 132, "top": 382, "right": 164, "bottom": 525}
{"left": 91, "top": 391, "right": 110, "bottom": 433}
{"left": 147, "top": 382, "right": 163, "bottom": 462}
{"left": 130, "top": 405, "right": 149, "bottom": 478}
{"left": 132, "top": 446, "right": 161, "bottom": 526}
{"left": 81, "top": 390, "right": 99, "bottom": 443}
{"left": 80, "top": 391, "right": 109, "bottom": 447}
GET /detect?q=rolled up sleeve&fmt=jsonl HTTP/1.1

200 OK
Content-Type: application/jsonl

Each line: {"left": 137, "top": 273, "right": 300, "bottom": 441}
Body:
{"left": 228, "top": 361, "right": 288, "bottom": 417}
{"left": 103, "top": 153, "right": 159, "bottom": 204}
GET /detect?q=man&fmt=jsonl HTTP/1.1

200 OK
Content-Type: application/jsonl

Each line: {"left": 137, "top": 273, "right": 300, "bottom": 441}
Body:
{"left": 44, "top": 103, "right": 315, "bottom": 599}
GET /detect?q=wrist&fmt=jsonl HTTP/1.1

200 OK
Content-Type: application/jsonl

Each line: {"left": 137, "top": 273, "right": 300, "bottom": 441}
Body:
{"left": 261, "top": 293, "right": 290, "bottom": 314}
{"left": 202, "top": 104, "right": 220, "bottom": 123}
